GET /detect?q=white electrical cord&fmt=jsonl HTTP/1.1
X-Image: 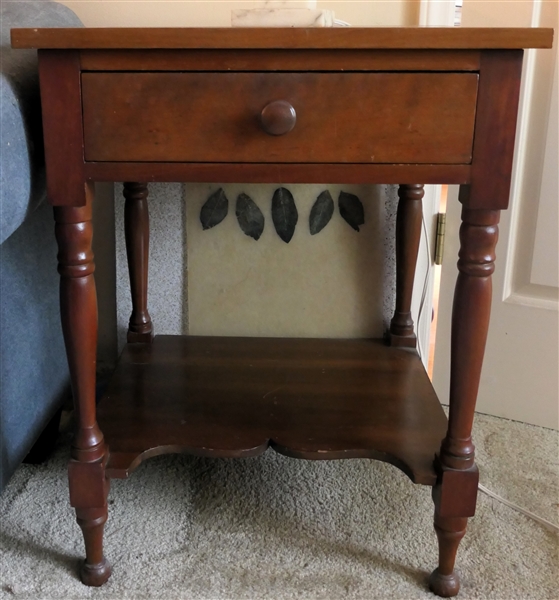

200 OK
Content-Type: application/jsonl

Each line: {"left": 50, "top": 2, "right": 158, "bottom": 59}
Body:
{"left": 478, "top": 483, "right": 559, "bottom": 534}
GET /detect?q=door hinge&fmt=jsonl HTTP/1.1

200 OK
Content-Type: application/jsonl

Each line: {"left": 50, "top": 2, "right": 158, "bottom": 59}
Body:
{"left": 434, "top": 212, "right": 446, "bottom": 266}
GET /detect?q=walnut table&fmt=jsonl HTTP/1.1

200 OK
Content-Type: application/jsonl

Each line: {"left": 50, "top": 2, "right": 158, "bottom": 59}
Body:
{"left": 11, "top": 27, "right": 553, "bottom": 597}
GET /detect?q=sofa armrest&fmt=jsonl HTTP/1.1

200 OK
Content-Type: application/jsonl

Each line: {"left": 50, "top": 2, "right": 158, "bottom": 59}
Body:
{"left": 0, "top": 0, "right": 82, "bottom": 244}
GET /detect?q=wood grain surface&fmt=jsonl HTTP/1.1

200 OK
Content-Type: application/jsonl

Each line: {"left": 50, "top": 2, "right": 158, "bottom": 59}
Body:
{"left": 97, "top": 336, "right": 448, "bottom": 485}
{"left": 82, "top": 72, "right": 478, "bottom": 164}
{"left": 465, "top": 51, "right": 524, "bottom": 210}
{"left": 12, "top": 27, "right": 553, "bottom": 50}
{"left": 37, "top": 51, "right": 85, "bottom": 206}
{"left": 84, "top": 162, "right": 472, "bottom": 185}
{"left": 79, "top": 49, "right": 482, "bottom": 72}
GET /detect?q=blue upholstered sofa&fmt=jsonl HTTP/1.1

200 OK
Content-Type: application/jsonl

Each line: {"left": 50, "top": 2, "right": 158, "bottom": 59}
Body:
{"left": 0, "top": 1, "right": 82, "bottom": 492}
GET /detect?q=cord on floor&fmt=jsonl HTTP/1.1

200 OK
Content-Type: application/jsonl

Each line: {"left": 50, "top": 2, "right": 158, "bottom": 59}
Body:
{"left": 478, "top": 483, "right": 559, "bottom": 534}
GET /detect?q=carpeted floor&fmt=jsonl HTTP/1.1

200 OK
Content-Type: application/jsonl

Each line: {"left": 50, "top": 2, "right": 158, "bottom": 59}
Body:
{"left": 1, "top": 411, "right": 557, "bottom": 600}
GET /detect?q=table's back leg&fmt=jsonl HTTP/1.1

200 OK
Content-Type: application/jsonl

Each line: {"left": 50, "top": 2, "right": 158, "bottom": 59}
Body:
{"left": 54, "top": 182, "right": 111, "bottom": 586}
{"left": 429, "top": 204, "right": 500, "bottom": 597}
{"left": 389, "top": 183, "right": 424, "bottom": 348}
{"left": 123, "top": 182, "right": 153, "bottom": 343}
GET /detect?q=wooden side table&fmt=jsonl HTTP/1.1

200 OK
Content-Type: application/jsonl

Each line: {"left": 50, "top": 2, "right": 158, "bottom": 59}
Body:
{"left": 12, "top": 27, "right": 553, "bottom": 597}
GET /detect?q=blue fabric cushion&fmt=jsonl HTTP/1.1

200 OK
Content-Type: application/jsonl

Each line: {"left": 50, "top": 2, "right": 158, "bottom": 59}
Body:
{"left": 0, "top": 200, "right": 70, "bottom": 491}
{"left": 0, "top": 0, "right": 82, "bottom": 244}
{"left": 0, "top": 75, "right": 33, "bottom": 244}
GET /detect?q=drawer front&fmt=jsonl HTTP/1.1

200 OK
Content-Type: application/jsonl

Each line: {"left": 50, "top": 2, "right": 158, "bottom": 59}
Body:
{"left": 82, "top": 72, "right": 478, "bottom": 164}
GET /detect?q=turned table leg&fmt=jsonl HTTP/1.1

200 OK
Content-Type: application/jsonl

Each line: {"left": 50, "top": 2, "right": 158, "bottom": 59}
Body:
{"left": 123, "top": 182, "right": 153, "bottom": 343}
{"left": 390, "top": 183, "right": 424, "bottom": 347}
{"left": 429, "top": 203, "right": 500, "bottom": 597}
{"left": 54, "top": 182, "right": 111, "bottom": 586}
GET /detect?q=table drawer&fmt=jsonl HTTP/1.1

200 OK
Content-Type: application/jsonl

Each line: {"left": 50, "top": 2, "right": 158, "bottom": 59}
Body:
{"left": 82, "top": 72, "right": 478, "bottom": 164}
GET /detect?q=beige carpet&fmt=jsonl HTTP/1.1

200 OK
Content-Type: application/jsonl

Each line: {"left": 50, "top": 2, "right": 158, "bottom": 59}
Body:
{"left": 1, "top": 411, "right": 557, "bottom": 600}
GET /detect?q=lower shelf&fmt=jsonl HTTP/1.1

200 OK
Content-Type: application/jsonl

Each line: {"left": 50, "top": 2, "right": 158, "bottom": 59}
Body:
{"left": 97, "top": 336, "right": 447, "bottom": 485}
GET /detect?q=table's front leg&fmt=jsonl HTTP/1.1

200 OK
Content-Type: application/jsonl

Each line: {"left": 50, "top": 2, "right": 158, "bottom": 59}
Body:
{"left": 54, "top": 182, "right": 111, "bottom": 586}
{"left": 430, "top": 201, "right": 500, "bottom": 597}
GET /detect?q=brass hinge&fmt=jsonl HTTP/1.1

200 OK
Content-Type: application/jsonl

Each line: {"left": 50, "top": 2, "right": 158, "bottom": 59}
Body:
{"left": 434, "top": 213, "right": 446, "bottom": 266}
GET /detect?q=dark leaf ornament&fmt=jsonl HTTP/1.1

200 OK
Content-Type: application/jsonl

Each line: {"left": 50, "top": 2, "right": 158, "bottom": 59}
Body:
{"left": 200, "top": 188, "right": 228, "bottom": 230}
{"left": 272, "top": 187, "right": 298, "bottom": 243}
{"left": 236, "top": 193, "right": 265, "bottom": 240}
{"left": 338, "top": 191, "right": 365, "bottom": 232}
{"left": 309, "top": 190, "right": 334, "bottom": 235}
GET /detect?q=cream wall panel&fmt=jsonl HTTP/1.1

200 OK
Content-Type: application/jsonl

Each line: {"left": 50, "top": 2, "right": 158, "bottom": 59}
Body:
{"left": 187, "top": 184, "right": 384, "bottom": 338}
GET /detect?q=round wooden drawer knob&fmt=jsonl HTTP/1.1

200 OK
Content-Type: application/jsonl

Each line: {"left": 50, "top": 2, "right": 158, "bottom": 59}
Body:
{"left": 260, "top": 100, "right": 296, "bottom": 136}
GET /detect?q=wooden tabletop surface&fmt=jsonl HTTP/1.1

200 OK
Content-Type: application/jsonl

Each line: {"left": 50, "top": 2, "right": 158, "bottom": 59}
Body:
{"left": 11, "top": 27, "right": 553, "bottom": 50}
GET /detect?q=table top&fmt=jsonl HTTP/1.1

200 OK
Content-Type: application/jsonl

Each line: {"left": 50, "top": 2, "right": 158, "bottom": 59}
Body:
{"left": 11, "top": 27, "right": 553, "bottom": 50}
